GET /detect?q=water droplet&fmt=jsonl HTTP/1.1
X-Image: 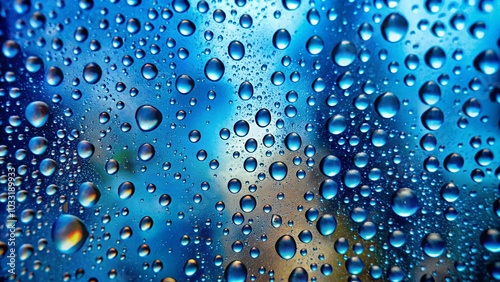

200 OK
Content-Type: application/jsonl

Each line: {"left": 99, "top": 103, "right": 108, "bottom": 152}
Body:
{"left": 204, "top": 58, "right": 225, "bottom": 81}
{"left": 225, "top": 260, "right": 247, "bottom": 282}
{"left": 421, "top": 107, "right": 444, "bottom": 131}
{"left": 326, "top": 114, "right": 347, "bottom": 134}
{"left": 481, "top": 228, "right": 500, "bottom": 253}
{"left": 289, "top": 267, "right": 308, "bottom": 282}
{"left": 391, "top": 188, "right": 419, "bottom": 217}
{"left": 40, "top": 158, "right": 57, "bottom": 176}
{"left": 228, "top": 41, "right": 245, "bottom": 61}
{"left": 381, "top": 13, "right": 409, "bottom": 43}
{"left": 25, "top": 101, "right": 50, "bottom": 128}
{"left": 374, "top": 92, "right": 400, "bottom": 118}
{"left": 269, "top": 161, "right": 287, "bottom": 181}
{"left": 51, "top": 214, "right": 89, "bottom": 254}
{"left": 275, "top": 235, "right": 296, "bottom": 260}
{"left": 238, "top": 81, "right": 254, "bottom": 100}
{"left": 332, "top": 40, "right": 357, "bottom": 67}
{"left": 141, "top": 63, "right": 158, "bottom": 80}
{"left": 306, "top": 35, "right": 324, "bottom": 55}
{"left": 463, "top": 98, "right": 482, "bottom": 118}
{"left": 425, "top": 46, "right": 446, "bottom": 69}
{"left": 234, "top": 120, "right": 250, "bottom": 137}
{"left": 140, "top": 216, "right": 153, "bottom": 231}
{"left": 46, "top": 66, "right": 64, "bottom": 86}
{"left": 282, "top": 0, "right": 300, "bottom": 10}
{"left": 320, "top": 179, "right": 338, "bottom": 200}
{"left": 184, "top": 259, "right": 198, "bottom": 276}
{"left": 320, "top": 155, "right": 341, "bottom": 177}
{"left": 240, "top": 195, "right": 256, "bottom": 212}
{"left": 443, "top": 152, "right": 464, "bottom": 173}
{"left": 77, "top": 140, "right": 95, "bottom": 159}
{"left": 317, "top": 214, "right": 337, "bottom": 236}
{"left": 78, "top": 182, "right": 101, "bottom": 208}
{"left": 422, "top": 233, "right": 446, "bottom": 257}
{"left": 138, "top": 143, "right": 155, "bottom": 161}
{"left": 440, "top": 182, "right": 459, "bottom": 202}
{"left": 118, "top": 181, "right": 135, "bottom": 199}
{"left": 135, "top": 105, "right": 163, "bottom": 132}
{"left": 176, "top": 74, "right": 195, "bottom": 94}
{"left": 178, "top": 19, "right": 196, "bottom": 36}
{"left": 255, "top": 108, "right": 271, "bottom": 127}
{"left": 273, "top": 29, "right": 291, "bottom": 50}
{"left": 474, "top": 49, "right": 499, "bottom": 75}
{"left": 419, "top": 81, "right": 441, "bottom": 105}
{"left": 284, "top": 132, "right": 302, "bottom": 151}
{"left": 28, "top": 136, "right": 48, "bottom": 155}
{"left": 346, "top": 257, "right": 364, "bottom": 275}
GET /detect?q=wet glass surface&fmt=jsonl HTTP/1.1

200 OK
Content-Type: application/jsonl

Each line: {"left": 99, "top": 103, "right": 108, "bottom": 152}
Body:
{"left": 0, "top": 0, "right": 499, "bottom": 281}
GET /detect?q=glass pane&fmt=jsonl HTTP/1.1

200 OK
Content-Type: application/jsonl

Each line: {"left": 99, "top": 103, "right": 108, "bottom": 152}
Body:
{"left": 1, "top": 0, "right": 499, "bottom": 281}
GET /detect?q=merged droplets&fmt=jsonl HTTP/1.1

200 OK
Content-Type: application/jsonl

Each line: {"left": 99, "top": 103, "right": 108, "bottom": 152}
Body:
{"left": 381, "top": 13, "right": 409, "bottom": 43}
{"left": 135, "top": 105, "right": 163, "bottom": 132}
{"left": 25, "top": 101, "right": 49, "bottom": 128}
{"left": 51, "top": 215, "right": 89, "bottom": 254}
{"left": 83, "top": 63, "right": 102, "bottom": 84}
{"left": 275, "top": 235, "right": 297, "bottom": 260}
{"left": 332, "top": 41, "right": 357, "bottom": 67}
{"left": 204, "top": 58, "right": 225, "bottom": 82}
{"left": 374, "top": 92, "right": 400, "bottom": 118}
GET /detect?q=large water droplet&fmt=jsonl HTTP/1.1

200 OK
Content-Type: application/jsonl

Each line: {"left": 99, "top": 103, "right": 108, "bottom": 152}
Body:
{"left": 317, "top": 214, "right": 337, "bottom": 236}
{"left": 141, "top": 63, "right": 158, "bottom": 80}
{"left": 273, "top": 29, "right": 291, "bottom": 50}
{"left": 228, "top": 40, "right": 245, "bottom": 61}
{"left": 83, "top": 62, "right": 102, "bottom": 84}
{"left": 422, "top": 233, "right": 446, "bottom": 257}
{"left": 306, "top": 35, "right": 324, "bottom": 55}
{"left": 135, "top": 105, "right": 163, "bottom": 132}
{"left": 46, "top": 66, "right": 63, "bottom": 86}
{"left": 77, "top": 140, "right": 95, "bottom": 159}
{"left": 289, "top": 267, "right": 308, "bottom": 282}
{"left": 320, "top": 155, "right": 341, "bottom": 177}
{"left": 275, "top": 235, "right": 296, "bottom": 260}
{"left": 25, "top": 101, "right": 49, "bottom": 128}
{"left": 381, "top": 13, "right": 409, "bottom": 43}
{"left": 78, "top": 182, "right": 101, "bottom": 208}
{"left": 474, "top": 49, "right": 499, "bottom": 75}
{"left": 284, "top": 132, "right": 302, "bottom": 151}
{"left": 332, "top": 40, "right": 357, "bottom": 67}
{"left": 419, "top": 81, "right": 441, "bottom": 105}
{"left": 28, "top": 136, "right": 48, "bottom": 155}
{"left": 421, "top": 107, "right": 444, "bottom": 131}
{"left": 326, "top": 114, "right": 347, "bottom": 134}
{"left": 481, "top": 228, "right": 500, "bottom": 253}
{"left": 269, "top": 161, "right": 288, "bottom": 181}
{"left": 51, "top": 214, "right": 89, "bottom": 254}
{"left": 425, "top": 46, "right": 446, "bottom": 69}
{"left": 176, "top": 74, "right": 195, "bottom": 94}
{"left": 282, "top": 0, "right": 300, "bottom": 10}
{"left": 205, "top": 58, "right": 225, "bottom": 81}
{"left": 374, "top": 92, "right": 400, "bottom": 118}
{"left": 118, "top": 181, "right": 135, "bottom": 199}
{"left": 225, "top": 260, "right": 247, "bottom": 282}
{"left": 391, "top": 188, "right": 419, "bottom": 217}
